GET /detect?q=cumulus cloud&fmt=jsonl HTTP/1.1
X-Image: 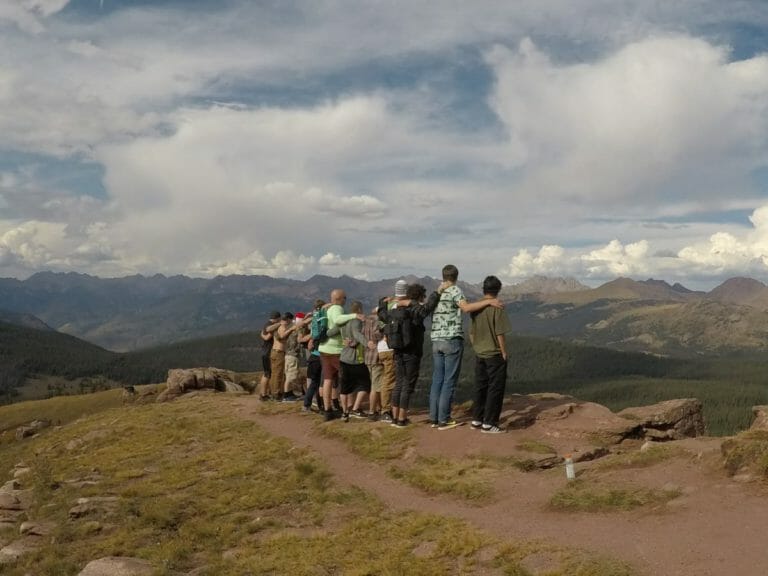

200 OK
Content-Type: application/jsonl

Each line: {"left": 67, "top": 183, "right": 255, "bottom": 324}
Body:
{"left": 487, "top": 36, "right": 768, "bottom": 205}
{"left": 3, "top": 2, "right": 768, "bottom": 286}
{"left": 501, "top": 205, "right": 768, "bottom": 284}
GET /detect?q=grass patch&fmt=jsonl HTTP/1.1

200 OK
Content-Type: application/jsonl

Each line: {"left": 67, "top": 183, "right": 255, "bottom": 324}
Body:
{"left": 516, "top": 439, "right": 557, "bottom": 455}
{"left": 596, "top": 444, "right": 683, "bottom": 470}
{"left": 316, "top": 418, "right": 414, "bottom": 461}
{"left": 721, "top": 429, "right": 768, "bottom": 478}
{"left": 549, "top": 480, "right": 681, "bottom": 512}
{"left": 0, "top": 393, "right": 640, "bottom": 575}
{"left": 494, "top": 541, "right": 635, "bottom": 576}
{"left": 0, "top": 389, "right": 124, "bottom": 437}
{"left": 390, "top": 454, "right": 527, "bottom": 503}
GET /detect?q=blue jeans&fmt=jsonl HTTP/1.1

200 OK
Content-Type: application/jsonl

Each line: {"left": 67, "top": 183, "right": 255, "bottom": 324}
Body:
{"left": 430, "top": 338, "right": 464, "bottom": 424}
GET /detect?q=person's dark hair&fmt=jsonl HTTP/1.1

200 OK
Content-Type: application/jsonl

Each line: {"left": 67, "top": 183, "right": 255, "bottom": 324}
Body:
{"left": 314, "top": 299, "right": 325, "bottom": 310}
{"left": 406, "top": 283, "right": 427, "bottom": 301}
{"left": 442, "top": 264, "right": 459, "bottom": 282}
{"left": 282, "top": 311, "right": 294, "bottom": 321}
{"left": 482, "top": 275, "right": 502, "bottom": 297}
{"left": 350, "top": 300, "right": 363, "bottom": 314}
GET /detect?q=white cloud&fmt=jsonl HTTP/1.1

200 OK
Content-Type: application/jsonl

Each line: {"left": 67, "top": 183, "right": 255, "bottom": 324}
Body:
{"left": 488, "top": 36, "right": 768, "bottom": 205}
{"left": 3, "top": 2, "right": 768, "bottom": 286}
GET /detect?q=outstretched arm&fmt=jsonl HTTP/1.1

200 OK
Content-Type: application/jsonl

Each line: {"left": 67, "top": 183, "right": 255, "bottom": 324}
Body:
{"left": 458, "top": 298, "right": 503, "bottom": 314}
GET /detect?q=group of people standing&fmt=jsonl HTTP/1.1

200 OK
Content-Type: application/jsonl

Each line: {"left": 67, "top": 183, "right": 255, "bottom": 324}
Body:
{"left": 259, "top": 264, "right": 511, "bottom": 433}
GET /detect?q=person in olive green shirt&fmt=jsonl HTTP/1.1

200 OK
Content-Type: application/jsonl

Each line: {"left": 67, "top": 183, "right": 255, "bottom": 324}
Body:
{"left": 469, "top": 275, "right": 511, "bottom": 434}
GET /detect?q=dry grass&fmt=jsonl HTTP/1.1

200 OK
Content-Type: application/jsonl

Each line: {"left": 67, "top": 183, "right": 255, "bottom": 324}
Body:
{"left": 0, "top": 392, "right": 639, "bottom": 576}
{"left": 316, "top": 417, "right": 414, "bottom": 461}
{"left": 596, "top": 444, "right": 684, "bottom": 470}
{"left": 721, "top": 429, "right": 768, "bottom": 478}
{"left": 549, "top": 479, "right": 682, "bottom": 512}
{"left": 390, "top": 454, "right": 532, "bottom": 503}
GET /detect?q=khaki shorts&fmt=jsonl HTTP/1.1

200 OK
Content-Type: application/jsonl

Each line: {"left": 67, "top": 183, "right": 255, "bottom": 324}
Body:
{"left": 285, "top": 354, "right": 300, "bottom": 388}
{"left": 368, "top": 363, "right": 383, "bottom": 393}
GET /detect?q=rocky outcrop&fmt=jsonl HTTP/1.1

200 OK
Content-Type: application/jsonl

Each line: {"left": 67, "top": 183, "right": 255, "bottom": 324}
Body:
{"left": 617, "top": 399, "right": 706, "bottom": 440}
{"left": 749, "top": 405, "right": 768, "bottom": 431}
{"left": 157, "top": 367, "right": 247, "bottom": 402}
{"left": 15, "top": 419, "right": 50, "bottom": 440}
{"left": 77, "top": 556, "right": 155, "bottom": 576}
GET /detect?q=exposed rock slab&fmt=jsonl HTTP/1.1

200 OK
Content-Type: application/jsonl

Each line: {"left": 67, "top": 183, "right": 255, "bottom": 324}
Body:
{"left": 158, "top": 367, "right": 246, "bottom": 401}
{"left": 749, "top": 405, "right": 768, "bottom": 431}
{"left": 78, "top": 556, "right": 155, "bottom": 576}
{"left": 617, "top": 398, "right": 705, "bottom": 440}
{"left": 0, "top": 537, "right": 42, "bottom": 564}
{"left": 15, "top": 420, "right": 50, "bottom": 440}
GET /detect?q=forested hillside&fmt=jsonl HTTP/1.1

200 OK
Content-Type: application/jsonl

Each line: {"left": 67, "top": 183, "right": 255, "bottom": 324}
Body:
{"left": 4, "top": 320, "right": 768, "bottom": 434}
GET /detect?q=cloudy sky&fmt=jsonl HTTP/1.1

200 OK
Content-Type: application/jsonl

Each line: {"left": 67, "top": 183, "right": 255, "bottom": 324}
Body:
{"left": 2, "top": 0, "right": 768, "bottom": 288}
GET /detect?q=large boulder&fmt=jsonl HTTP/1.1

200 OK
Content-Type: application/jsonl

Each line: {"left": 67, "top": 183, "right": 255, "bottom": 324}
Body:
{"left": 157, "top": 367, "right": 246, "bottom": 402}
{"left": 749, "top": 405, "right": 768, "bottom": 431}
{"left": 15, "top": 420, "right": 50, "bottom": 440}
{"left": 617, "top": 398, "right": 706, "bottom": 440}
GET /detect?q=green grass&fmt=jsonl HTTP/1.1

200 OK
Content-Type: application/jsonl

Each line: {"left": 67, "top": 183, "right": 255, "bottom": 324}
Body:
{"left": 721, "top": 430, "right": 768, "bottom": 478}
{"left": 0, "top": 388, "right": 124, "bottom": 436}
{"left": 0, "top": 392, "right": 640, "bottom": 575}
{"left": 389, "top": 454, "right": 532, "bottom": 503}
{"left": 316, "top": 418, "right": 414, "bottom": 461}
{"left": 516, "top": 439, "right": 557, "bottom": 455}
{"left": 549, "top": 480, "right": 682, "bottom": 512}
{"left": 596, "top": 444, "right": 684, "bottom": 470}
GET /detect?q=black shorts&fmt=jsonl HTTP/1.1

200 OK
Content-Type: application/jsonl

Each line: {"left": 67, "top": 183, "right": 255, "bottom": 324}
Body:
{"left": 340, "top": 362, "right": 371, "bottom": 395}
{"left": 261, "top": 353, "right": 272, "bottom": 378}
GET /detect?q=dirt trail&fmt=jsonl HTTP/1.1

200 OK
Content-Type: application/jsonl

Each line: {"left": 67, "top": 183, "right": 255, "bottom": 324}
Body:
{"left": 234, "top": 397, "right": 768, "bottom": 576}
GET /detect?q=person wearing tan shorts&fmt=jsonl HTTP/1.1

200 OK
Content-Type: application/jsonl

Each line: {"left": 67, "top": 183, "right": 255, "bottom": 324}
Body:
{"left": 363, "top": 310, "right": 384, "bottom": 420}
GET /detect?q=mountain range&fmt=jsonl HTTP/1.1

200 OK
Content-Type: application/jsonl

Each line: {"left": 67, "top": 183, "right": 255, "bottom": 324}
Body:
{"left": 3, "top": 272, "right": 768, "bottom": 355}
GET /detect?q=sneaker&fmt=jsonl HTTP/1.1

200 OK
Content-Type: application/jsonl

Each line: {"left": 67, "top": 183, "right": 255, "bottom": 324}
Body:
{"left": 390, "top": 420, "right": 407, "bottom": 428}
{"left": 342, "top": 412, "right": 350, "bottom": 422}
{"left": 282, "top": 392, "right": 299, "bottom": 402}
{"left": 259, "top": 395, "right": 271, "bottom": 402}
{"left": 381, "top": 412, "right": 393, "bottom": 423}
{"left": 351, "top": 409, "right": 368, "bottom": 419}
{"left": 430, "top": 420, "right": 439, "bottom": 428}
{"left": 301, "top": 405, "right": 311, "bottom": 413}
{"left": 368, "top": 412, "right": 380, "bottom": 422}
{"left": 470, "top": 420, "right": 482, "bottom": 429}
{"left": 323, "top": 410, "right": 338, "bottom": 422}
{"left": 481, "top": 425, "right": 506, "bottom": 434}
{"left": 437, "top": 419, "right": 459, "bottom": 431}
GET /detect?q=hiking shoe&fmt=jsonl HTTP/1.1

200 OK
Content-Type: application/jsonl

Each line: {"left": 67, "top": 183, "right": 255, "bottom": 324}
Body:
{"left": 481, "top": 425, "right": 506, "bottom": 434}
{"left": 381, "top": 412, "right": 393, "bottom": 423}
{"left": 368, "top": 412, "right": 380, "bottom": 422}
{"left": 351, "top": 409, "right": 367, "bottom": 419}
{"left": 390, "top": 420, "right": 407, "bottom": 428}
{"left": 282, "top": 392, "right": 299, "bottom": 402}
{"left": 470, "top": 420, "right": 482, "bottom": 429}
{"left": 437, "top": 419, "right": 459, "bottom": 431}
{"left": 323, "top": 410, "right": 338, "bottom": 422}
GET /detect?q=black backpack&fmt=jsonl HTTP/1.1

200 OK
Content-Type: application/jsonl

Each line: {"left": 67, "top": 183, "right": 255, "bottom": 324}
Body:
{"left": 384, "top": 305, "right": 413, "bottom": 351}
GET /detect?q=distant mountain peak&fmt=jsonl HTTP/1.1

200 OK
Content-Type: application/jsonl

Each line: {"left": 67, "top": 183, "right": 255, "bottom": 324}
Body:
{"left": 506, "top": 275, "right": 590, "bottom": 295}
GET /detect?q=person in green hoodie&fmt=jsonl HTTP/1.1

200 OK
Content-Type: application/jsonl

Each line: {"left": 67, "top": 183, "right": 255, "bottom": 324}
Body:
{"left": 318, "top": 288, "right": 364, "bottom": 421}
